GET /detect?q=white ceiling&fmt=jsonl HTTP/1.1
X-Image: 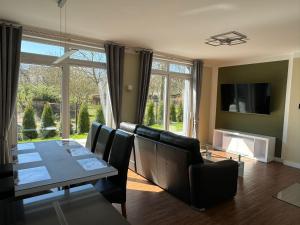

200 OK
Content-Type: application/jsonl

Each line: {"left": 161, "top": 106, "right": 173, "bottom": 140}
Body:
{"left": 0, "top": 0, "right": 300, "bottom": 63}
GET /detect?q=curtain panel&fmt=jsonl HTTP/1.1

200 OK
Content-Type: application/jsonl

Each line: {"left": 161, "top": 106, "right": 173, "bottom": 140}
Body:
{"left": 192, "top": 60, "right": 204, "bottom": 139}
{"left": 0, "top": 23, "right": 22, "bottom": 164}
{"left": 135, "top": 50, "right": 153, "bottom": 124}
{"left": 104, "top": 43, "right": 125, "bottom": 128}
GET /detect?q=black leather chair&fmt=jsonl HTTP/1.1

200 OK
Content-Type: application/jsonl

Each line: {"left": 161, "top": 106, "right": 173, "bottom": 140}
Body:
{"left": 94, "top": 125, "right": 116, "bottom": 162}
{"left": 0, "top": 164, "right": 14, "bottom": 200}
{"left": 94, "top": 130, "right": 134, "bottom": 218}
{"left": 85, "top": 122, "right": 102, "bottom": 152}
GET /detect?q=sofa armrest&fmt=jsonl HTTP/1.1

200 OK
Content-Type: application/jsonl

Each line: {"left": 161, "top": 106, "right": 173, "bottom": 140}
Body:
{"left": 189, "top": 160, "right": 238, "bottom": 209}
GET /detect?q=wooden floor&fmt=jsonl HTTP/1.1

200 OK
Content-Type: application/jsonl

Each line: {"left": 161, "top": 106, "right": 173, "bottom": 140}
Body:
{"left": 114, "top": 153, "right": 300, "bottom": 225}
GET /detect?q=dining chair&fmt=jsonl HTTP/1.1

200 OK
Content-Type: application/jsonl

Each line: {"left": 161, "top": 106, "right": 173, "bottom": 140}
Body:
{"left": 94, "top": 130, "right": 134, "bottom": 218}
{"left": 93, "top": 125, "right": 116, "bottom": 161}
{"left": 85, "top": 122, "right": 102, "bottom": 152}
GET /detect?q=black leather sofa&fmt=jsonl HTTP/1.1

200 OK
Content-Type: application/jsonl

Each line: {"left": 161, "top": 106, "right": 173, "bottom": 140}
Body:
{"left": 120, "top": 122, "right": 239, "bottom": 209}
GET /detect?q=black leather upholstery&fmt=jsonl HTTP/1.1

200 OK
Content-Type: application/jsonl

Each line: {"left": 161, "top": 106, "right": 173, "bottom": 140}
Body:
{"left": 119, "top": 122, "right": 239, "bottom": 209}
{"left": 85, "top": 122, "right": 102, "bottom": 152}
{"left": 136, "top": 125, "right": 162, "bottom": 140}
{"left": 119, "top": 122, "right": 139, "bottom": 171}
{"left": 94, "top": 130, "right": 134, "bottom": 204}
{"left": 160, "top": 131, "right": 203, "bottom": 164}
{"left": 0, "top": 164, "right": 14, "bottom": 200}
{"left": 94, "top": 125, "right": 115, "bottom": 162}
{"left": 189, "top": 160, "right": 239, "bottom": 208}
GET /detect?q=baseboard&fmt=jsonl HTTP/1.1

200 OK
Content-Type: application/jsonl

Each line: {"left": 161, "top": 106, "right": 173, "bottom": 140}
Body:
{"left": 274, "top": 157, "right": 283, "bottom": 163}
{"left": 283, "top": 160, "right": 300, "bottom": 169}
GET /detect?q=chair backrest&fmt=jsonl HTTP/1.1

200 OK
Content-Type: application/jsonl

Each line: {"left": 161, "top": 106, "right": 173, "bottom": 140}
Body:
{"left": 108, "top": 130, "right": 134, "bottom": 189}
{"left": 85, "top": 122, "right": 102, "bottom": 152}
{"left": 94, "top": 125, "right": 116, "bottom": 161}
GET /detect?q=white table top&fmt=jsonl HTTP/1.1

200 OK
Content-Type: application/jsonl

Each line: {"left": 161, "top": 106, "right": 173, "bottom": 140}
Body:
{"left": 12, "top": 140, "right": 118, "bottom": 197}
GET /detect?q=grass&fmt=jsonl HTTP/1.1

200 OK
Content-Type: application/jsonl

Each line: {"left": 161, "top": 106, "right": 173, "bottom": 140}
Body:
{"left": 150, "top": 122, "right": 183, "bottom": 132}
{"left": 18, "top": 133, "right": 88, "bottom": 143}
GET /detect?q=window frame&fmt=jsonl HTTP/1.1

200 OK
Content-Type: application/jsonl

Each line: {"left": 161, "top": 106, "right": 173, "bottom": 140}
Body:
{"left": 149, "top": 58, "right": 193, "bottom": 136}
{"left": 15, "top": 36, "right": 108, "bottom": 142}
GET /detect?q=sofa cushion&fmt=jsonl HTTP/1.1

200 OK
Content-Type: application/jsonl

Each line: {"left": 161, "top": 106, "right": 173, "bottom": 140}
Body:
{"left": 160, "top": 131, "right": 203, "bottom": 164}
{"left": 136, "top": 125, "right": 162, "bottom": 141}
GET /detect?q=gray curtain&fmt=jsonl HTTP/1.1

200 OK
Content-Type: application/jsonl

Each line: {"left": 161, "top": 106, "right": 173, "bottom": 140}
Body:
{"left": 135, "top": 50, "right": 153, "bottom": 124}
{"left": 192, "top": 60, "right": 204, "bottom": 139}
{"left": 104, "top": 43, "right": 125, "bottom": 128}
{"left": 0, "top": 23, "right": 22, "bottom": 164}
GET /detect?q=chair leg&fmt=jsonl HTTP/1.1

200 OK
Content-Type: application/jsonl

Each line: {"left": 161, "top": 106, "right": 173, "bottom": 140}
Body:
{"left": 121, "top": 202, "right": 127, "bottom": 218}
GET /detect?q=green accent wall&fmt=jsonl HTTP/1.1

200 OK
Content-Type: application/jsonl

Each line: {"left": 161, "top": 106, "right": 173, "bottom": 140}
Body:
{"left": 216, "top": 60, "right": 288, "bottom": 157}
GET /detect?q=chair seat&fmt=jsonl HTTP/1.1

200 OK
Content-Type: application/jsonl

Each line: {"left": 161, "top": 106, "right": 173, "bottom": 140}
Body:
{"left": 94, "top": 179, "right": 125, "bottom": 204}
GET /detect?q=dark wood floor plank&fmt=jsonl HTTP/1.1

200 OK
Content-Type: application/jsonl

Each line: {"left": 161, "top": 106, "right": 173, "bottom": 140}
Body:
{"left": 114, "top": 154, "right": 300, "bottom": 225}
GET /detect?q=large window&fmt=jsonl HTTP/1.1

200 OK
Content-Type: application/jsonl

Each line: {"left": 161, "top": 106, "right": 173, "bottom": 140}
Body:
{"left": 17, "top": 38, "right": 109, "bottom": 143}
{"left": 144, "top": 59, "right": 192, "bottom": 136}
{"left": 17, "top": 64, "right": 62, "bottom": 142}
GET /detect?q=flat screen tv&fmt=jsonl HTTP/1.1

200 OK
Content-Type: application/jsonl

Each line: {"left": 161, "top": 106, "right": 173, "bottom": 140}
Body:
{"left": 221, "top": 83, "right": 271, "bottom": 114}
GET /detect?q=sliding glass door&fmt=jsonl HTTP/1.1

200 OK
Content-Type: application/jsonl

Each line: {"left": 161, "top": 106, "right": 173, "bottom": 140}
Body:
{"left": 144, "top": 59, "right": 192, "bottom": 136}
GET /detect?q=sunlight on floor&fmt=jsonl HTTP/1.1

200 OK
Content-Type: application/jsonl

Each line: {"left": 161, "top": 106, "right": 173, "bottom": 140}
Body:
{"left": 127, "top": 170, "right": 163, "bottom": 193}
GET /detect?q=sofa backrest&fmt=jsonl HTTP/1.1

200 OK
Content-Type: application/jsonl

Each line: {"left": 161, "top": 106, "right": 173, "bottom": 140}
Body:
{"left": 159, "top": 131, "right": 203, "bottom": 164}
{"left": 136, "top": 125, "right": 162, "bottom": 140}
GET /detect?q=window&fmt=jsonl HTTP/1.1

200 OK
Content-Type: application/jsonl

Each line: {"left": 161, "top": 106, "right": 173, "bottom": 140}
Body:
{"left": 17, "top": 38, "right": 110, "bottom": 143}
{"left": 70, "top": 49, "right": 106, "bottom": 63}
{"left": 69, "top": 66, "right": 108, "bottom": 139}
{"left": 17, "top": 63, "right": 62, "bottom": 142}
{"left": 21, "top": 40, "right": 64, "bottom": 57}
{"left": 144, "top": 59, "right": 192, "bottom": 136}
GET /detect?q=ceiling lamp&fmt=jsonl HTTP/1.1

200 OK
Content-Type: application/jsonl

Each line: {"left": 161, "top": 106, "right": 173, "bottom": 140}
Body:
{"left": 205, "top": 31, "right": 248, "bottom": 46}
{"left": 53, "top": 0, "right": 78, "bottom": 65}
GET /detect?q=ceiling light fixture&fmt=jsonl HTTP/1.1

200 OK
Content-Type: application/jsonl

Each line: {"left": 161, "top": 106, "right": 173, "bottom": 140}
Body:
{"left": 205, "top": 31, "right": 248, "bottom": 46}
{"left": 53, "top": 0, "right": 78, "bottom": 65}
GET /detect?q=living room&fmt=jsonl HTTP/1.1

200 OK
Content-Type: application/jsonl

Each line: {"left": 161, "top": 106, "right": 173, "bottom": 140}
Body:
{"left": 0, "top": 0, "right": 300, "bottom": 225}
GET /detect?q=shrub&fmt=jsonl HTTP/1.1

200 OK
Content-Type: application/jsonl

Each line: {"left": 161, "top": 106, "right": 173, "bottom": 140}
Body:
{"left": 78, "top": 104, "right": 90, "bottom": 133}
{"left": 170, "top": 102, "right": 177, "bottom": 122}
{"left": 177, "top": 102, "right": 183, "bottom": 122}
{"left": 22, "top": 104, "right": 38, "bottom": 140}
{"left": 40, "top": 102, "right": 57, "bottom": 138}
{"left": 157, "top": 101, "right": 164, "bottom": 124}
{"left": 145, "top": 101, "right": 155, "bottom": 126}
{"left": 95, "top": 105, "right": 105, "bottom": 124}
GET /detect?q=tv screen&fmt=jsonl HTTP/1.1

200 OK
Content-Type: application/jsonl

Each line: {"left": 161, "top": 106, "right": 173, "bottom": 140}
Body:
{"left": 221, "top": 83, "right": 271, "bottom": 114}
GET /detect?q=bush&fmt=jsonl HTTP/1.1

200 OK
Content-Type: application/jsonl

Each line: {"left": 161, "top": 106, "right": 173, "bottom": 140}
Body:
{"left": 22, "top": 104, "right": 38, "bottom": 140}
{"left": 145, "top": 101, "right": 155, "bottom": 126}
{"left": 170, "top": 102, "right": 177, "bottom": 122}
{"left": 177, "top": 102, "right": 183, "bottom": 122}
{"left": 95, "top": 105, "right": 105, "bottom": 124}
{"left": 78, "top": 104, "right": 90, "bottom": 133}
{"left": 157, "top": 101, "right": 164, "bottom": 124}
{"left": 40, "top": 102, "right": 57, "bottom": 138}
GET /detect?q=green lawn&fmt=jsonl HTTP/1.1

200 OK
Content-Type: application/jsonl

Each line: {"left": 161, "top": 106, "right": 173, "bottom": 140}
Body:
{"left": 18, "top": 133, "right": 88, "bottom": 143}
{"left": 150, "top": 122, "right": 183, "bottom": 132}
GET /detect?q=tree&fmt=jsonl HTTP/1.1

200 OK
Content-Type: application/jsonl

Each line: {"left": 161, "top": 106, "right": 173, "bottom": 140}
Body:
{"left": 78, "top": 104, "right": 90, "bottom": 133}
{"left": 69, "top": 67, "right": 98, "bottom": 132}
{"left": 177, "top": 102, "right": 183, "bottom": 122}
{"left": 170, "top": 102, "right": 177, "bottom": 122}
{"left": 95, "top": 105, "right": 105, "bottom": 124}
{"left": 157, "top": 101, "right": 164, "bottom": 124}
{"left": 145, "top": 102, "right": 155, "bottom": 126}
{"left": 40, "top": 102, "right": 57, "bottom": 138}
{"left": 22, "top": 104, "right": 38, "bottom": 140}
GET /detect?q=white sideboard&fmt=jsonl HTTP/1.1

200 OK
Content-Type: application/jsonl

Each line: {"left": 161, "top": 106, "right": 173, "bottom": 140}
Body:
{"left": 212, "top": 129, "right": 276, "bottom": 163}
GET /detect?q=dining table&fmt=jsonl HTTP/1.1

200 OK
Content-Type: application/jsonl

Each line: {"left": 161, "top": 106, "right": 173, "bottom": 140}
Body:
{"left": 12, "top": 140, "right": 118, "bottom": 198}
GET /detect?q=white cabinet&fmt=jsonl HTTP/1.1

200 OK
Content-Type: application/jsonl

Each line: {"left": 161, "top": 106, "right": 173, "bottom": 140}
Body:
{"left": 213, "top": 129, "right": 276, "bottom": 162}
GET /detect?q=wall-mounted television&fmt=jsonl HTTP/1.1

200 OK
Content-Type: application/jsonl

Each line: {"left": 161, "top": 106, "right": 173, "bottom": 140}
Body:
{"left": 221, "top": 83, "right": 271, "bottom": 114}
